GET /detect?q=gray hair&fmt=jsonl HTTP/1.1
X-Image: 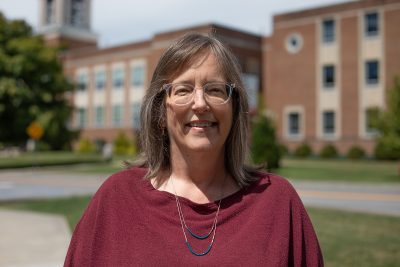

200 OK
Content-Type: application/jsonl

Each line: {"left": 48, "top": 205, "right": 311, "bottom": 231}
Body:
{"left": 137, "top": 32, "right": 259, "bottom": 187}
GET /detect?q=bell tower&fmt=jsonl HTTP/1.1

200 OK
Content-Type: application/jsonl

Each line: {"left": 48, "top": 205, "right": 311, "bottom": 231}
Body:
{"left": 38, "top": 0, "right": 97, "bottom": 50}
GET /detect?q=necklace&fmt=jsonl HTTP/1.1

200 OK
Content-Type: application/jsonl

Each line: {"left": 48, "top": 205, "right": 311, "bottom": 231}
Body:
{"left": 170, "top": 175, "right": 224, "bottom": 256}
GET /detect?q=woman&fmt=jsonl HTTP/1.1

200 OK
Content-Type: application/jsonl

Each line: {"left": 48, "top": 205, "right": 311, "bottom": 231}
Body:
{"left": 65, "top": 33, "right": 323, "bottom": 266}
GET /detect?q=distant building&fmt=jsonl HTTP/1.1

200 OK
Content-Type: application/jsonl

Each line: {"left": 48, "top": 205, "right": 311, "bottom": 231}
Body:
{"left": 38, "top": 0, "right": 262, "bottom": 143}
{"left": 263, "top": 0, "right": 400, "bottom": 155}
{"left": 38, "top": 0, "right": 400, "bottom": 155}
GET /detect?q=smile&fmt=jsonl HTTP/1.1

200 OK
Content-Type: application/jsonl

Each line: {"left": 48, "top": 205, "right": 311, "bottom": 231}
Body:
{"left": 186, "top": 121, "right": 217, "bottom": 128}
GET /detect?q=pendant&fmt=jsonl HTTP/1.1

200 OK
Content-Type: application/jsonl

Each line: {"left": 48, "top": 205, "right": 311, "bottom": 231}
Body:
{"left": 186, "top": 241, "right": 213, "bottom": 256}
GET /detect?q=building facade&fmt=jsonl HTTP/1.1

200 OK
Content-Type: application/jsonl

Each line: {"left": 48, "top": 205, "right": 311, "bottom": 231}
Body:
{"left": 39, "top": 0, "right": 400, "bottom": 155}
{"left": 263, "top": 0, "right": 400, "bottom": 155}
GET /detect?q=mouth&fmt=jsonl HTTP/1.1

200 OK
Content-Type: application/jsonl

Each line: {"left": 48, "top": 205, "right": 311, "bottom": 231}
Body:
{"left": 185, "top": 121, "right": 218, "bottom": 128}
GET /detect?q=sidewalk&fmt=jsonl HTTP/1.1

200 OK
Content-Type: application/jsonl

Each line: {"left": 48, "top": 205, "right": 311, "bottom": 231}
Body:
{"left": 0, "top": 209, "right": 71, "bottom": 267}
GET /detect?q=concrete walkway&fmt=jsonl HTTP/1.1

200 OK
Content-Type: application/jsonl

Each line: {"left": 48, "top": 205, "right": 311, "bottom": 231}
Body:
{"left": 0, "top": 209, "right": 71, "bottom": 267}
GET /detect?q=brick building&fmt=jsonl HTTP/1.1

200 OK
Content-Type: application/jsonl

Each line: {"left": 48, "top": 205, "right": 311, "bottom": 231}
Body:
{"left": 39, "top": 0, "right": 400, "bottom": 155}
{"left": 263, "top": 0, "right": 400, "bottom": 155}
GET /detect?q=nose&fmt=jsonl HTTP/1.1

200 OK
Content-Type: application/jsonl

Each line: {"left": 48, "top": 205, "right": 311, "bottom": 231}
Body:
{"left": 192, "top": 89, "right": 209, "bottom": 112}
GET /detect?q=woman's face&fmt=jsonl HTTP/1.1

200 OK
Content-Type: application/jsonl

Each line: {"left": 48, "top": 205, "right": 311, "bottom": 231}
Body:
{"left": 165, "top": 53, "right": 233, "bottom": 155}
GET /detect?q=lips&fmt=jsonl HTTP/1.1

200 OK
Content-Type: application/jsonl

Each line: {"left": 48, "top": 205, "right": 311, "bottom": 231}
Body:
{"left": 186, "top": 120, "right": 217, "bottom": 128}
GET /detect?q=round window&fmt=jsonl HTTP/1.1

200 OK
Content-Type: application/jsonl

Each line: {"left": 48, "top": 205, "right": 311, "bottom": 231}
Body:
{"left": 285, "top": 33, "right": 303, "bottom": 54}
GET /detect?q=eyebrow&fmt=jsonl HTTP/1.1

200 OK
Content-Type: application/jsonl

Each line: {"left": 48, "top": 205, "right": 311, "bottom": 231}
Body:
{"left": 172, "top": 78, "right": 225, "bottom": 84}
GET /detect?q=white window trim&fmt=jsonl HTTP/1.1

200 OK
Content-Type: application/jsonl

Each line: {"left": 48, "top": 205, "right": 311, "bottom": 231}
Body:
{"left": 283, "top": 105, "right": 305, "bottom": 141}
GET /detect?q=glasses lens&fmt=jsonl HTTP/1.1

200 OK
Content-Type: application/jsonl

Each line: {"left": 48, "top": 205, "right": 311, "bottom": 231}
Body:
{"left": 170, "top": 84, "right": 194, "bottom": 105}
{"left": 166, "top": 83, "right": 232, "bottom": 105}
{"left": 204, "top": 83, "right": 231, "bottom": 105}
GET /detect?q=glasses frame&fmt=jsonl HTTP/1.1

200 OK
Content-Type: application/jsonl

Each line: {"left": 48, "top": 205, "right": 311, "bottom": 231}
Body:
{"left": 162, "top": 82, "right": 235, "bottom": 106}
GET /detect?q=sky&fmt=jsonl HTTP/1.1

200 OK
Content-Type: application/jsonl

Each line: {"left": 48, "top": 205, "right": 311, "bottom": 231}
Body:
{"left": 0, "top": 0, "right": 351, "bottom": 48}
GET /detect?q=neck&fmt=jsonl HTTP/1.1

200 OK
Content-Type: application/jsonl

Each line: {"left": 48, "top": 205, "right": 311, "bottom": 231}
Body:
{"left": 155, "top": 144, "right": 239, "bottom": 204}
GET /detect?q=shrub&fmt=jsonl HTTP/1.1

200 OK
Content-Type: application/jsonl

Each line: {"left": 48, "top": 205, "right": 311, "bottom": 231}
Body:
{"left": 319, "top": 144, "right": 338, "bottom": 158}
{"left": 113, "top": 132, "right": 137, "bottom": 156}
{"left": 76, "top": 138, "right": 96, "bottom": 153}
{"left": 374, "top": 134, "right": 400, "bottom": 160}
{"left": 347, "top": 146, "right": 366, "bottom": 160}
{"left": 251, "top": 114, "right": 281, "bottom": 170}
{"left": 294, "top": 143, "right": 312, "bottom": 158}
{"left": 279, "top": 144, "right": 289, "bottom": 156}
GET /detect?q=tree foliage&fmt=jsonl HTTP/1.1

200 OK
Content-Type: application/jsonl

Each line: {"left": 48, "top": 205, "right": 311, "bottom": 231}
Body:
{"left": 373, "top": 76, "right": 400, "bottom": 160}
{"left": 251, "top": 113, "right": 281, "bottom": 170}
{"left": 0, "top": 12, "right": 76, "bottom": 149}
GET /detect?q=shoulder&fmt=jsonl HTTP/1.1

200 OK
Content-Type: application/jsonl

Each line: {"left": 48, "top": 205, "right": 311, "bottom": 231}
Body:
{"left": 94, "top": 167, "right": 149, "bottom": 197}
{"left": 247, "top": 171, "right": 302, "bottom": 205}
{"left": 256, "top": 171, "right": 297, "bottom": 195}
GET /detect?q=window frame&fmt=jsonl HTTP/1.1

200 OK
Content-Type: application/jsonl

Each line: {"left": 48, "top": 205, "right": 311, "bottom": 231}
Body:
{"left": 322, "top": 65, "right": 335, "bottom": 88}
{"left": 131, "top": 66, "right": 145, "bottom": 87}
{"left": 288, "top": 112, "right": 300, "bottom": 136}
{"left": 322, "top": 111, "right": 335, "bottom": 136}
{"left": 112, "top": 68, "right": 125, "bottom": 88}
{"left": 364, "top": 12, "right": 379, "bottom": 37}
{"left": 365, "top": 60, "right": 379, "bottom": 85}
{"left": 112, "top": 104, "right": 123, "bottom": 127}
{"left": 95, "top": 70, "right": 106, "bottom": 90}
{"left": 94, "top": 106, "right": 104, "bottom": 128}
{"left": 77, "top": 107, "right": 86, "bottom": 128}
{"left": 322, "top": 19, "right": 335, "bottom": 43}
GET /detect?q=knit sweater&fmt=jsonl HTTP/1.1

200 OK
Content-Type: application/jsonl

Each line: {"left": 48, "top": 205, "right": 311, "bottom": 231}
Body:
{"left": 64, "top": 167, "right": 323, "bottom": 266}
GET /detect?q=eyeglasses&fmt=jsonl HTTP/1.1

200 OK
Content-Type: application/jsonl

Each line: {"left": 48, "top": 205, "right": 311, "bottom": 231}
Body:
{"left": 162, "top": 82, "right": 234, "bottom": 106}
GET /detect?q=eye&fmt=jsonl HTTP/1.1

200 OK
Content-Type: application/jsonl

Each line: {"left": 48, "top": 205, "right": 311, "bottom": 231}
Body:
{"left": 205, "top": 83, "right": 227, "bottom": 97}
{"left": 172, "top": 84, "right": 193, "bottom": 96}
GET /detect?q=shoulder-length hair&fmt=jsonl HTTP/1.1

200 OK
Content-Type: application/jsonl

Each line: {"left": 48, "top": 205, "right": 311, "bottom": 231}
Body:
{"left": 137, "top": 32, "right": 259, "bottom": 187}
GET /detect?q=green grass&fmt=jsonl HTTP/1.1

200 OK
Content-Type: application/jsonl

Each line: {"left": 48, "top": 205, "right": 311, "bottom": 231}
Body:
{"left": 0, "top": 197, "right": 398, "bottom": 267}
{"left": 276, "top": 158, "right": 400, "bottom": 183}
{"left": 0, "top": 151, "right": 105, "bottom": 169}
{"left": 308, "top": 207, "right": 400, "bottom": 267}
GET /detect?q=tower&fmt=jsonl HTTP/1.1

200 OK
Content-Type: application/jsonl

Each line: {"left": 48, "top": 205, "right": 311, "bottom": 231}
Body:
{"left": 38, "top": 0, "right": 97, "bottom": 50}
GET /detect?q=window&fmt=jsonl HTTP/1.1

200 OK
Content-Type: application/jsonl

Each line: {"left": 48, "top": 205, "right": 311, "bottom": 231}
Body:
{"left": 94, "top": 106, "right": 104, "bottom": 127}
{"left": 323, "top": 65, "right": 335, "bottom": 88}
{"left": 285, "top": 33, "right": 303, "bottom": 54}
{"left": 95, "top": 71, "right": 106, "bottom": 90}
{"left": 322, "top": 19, "right": 335, "bottom": 43}
{"left": 76, "top": 73, "right": 88, "bottom": 91}
{"left": 323, "top": 111, "right": 335, "bottom": 135}
{"left": 77, "top": 108, "right": 86, "bottom": 128}
{"left": 112, "top": 68, "right": 125, "bottom": 88}
{"left": 365, "top": 108, "right": 379, "bottom": 135}
{"left": 131, "top": 102, "right": 141, "bottom": 130}
{"left": 131, "top": 66, "right": 145, "bottom": 87}
{"left": 288, "top": 112, "right": 300, "bottom": 135}
{"left": 70, "top": 0, "right": 84, "bottom": 27}
{"left": 365, "top": 12, "right": 379, "bottom": 37}
{"left": 365, "top": 60, "right": 379, "bottom": 85}
{"left": 112, "top": 105, "right": 123, "bottom": 127}
{"left": 46, "top": 0, "right": 54, "bottom": 24}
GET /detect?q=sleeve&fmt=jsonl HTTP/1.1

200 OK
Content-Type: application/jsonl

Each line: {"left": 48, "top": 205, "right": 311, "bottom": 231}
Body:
{"left": 288, "top": 185, "right": 324, "bottom": 267}
{"left": 63, "top": 190, "right": 103, "bottom": 267}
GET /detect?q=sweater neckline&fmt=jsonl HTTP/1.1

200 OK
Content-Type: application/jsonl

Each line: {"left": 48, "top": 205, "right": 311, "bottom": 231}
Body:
{"left": 143, "top": 177, "right": 258, "bottom": 210}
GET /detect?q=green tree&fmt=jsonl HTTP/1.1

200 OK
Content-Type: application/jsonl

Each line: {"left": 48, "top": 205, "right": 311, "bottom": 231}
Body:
{"left": 0, "top": 13, "right": 76, "bottom": 149}
{"left": 374, "top": 76, "right": 400, "bottom": 161}
{"left": 251, "top": 113, "right": 281, "bottom": 170}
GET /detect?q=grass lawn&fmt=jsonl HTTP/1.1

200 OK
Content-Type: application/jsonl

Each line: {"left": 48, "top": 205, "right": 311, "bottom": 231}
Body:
{"left": 0, "top": 197, "right": 399, "bottom": 267}
{"left": 276, "top": 158, "right": 400, "bottom": 183}
{"left": 0, "top": 151, "right": 105, "bottom": 169}
{"left": 308, "top": 207, "right": 400, "bottom": 267}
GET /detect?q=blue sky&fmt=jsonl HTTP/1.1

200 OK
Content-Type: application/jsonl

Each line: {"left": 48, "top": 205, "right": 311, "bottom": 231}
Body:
{"left": 0, "top": 0, "right": 351, "bottom": 47}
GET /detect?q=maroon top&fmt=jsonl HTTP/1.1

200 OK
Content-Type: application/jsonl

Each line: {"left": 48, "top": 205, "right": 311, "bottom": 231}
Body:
{"left": 64, "top": 167, "right": 323, "bottom": 266}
